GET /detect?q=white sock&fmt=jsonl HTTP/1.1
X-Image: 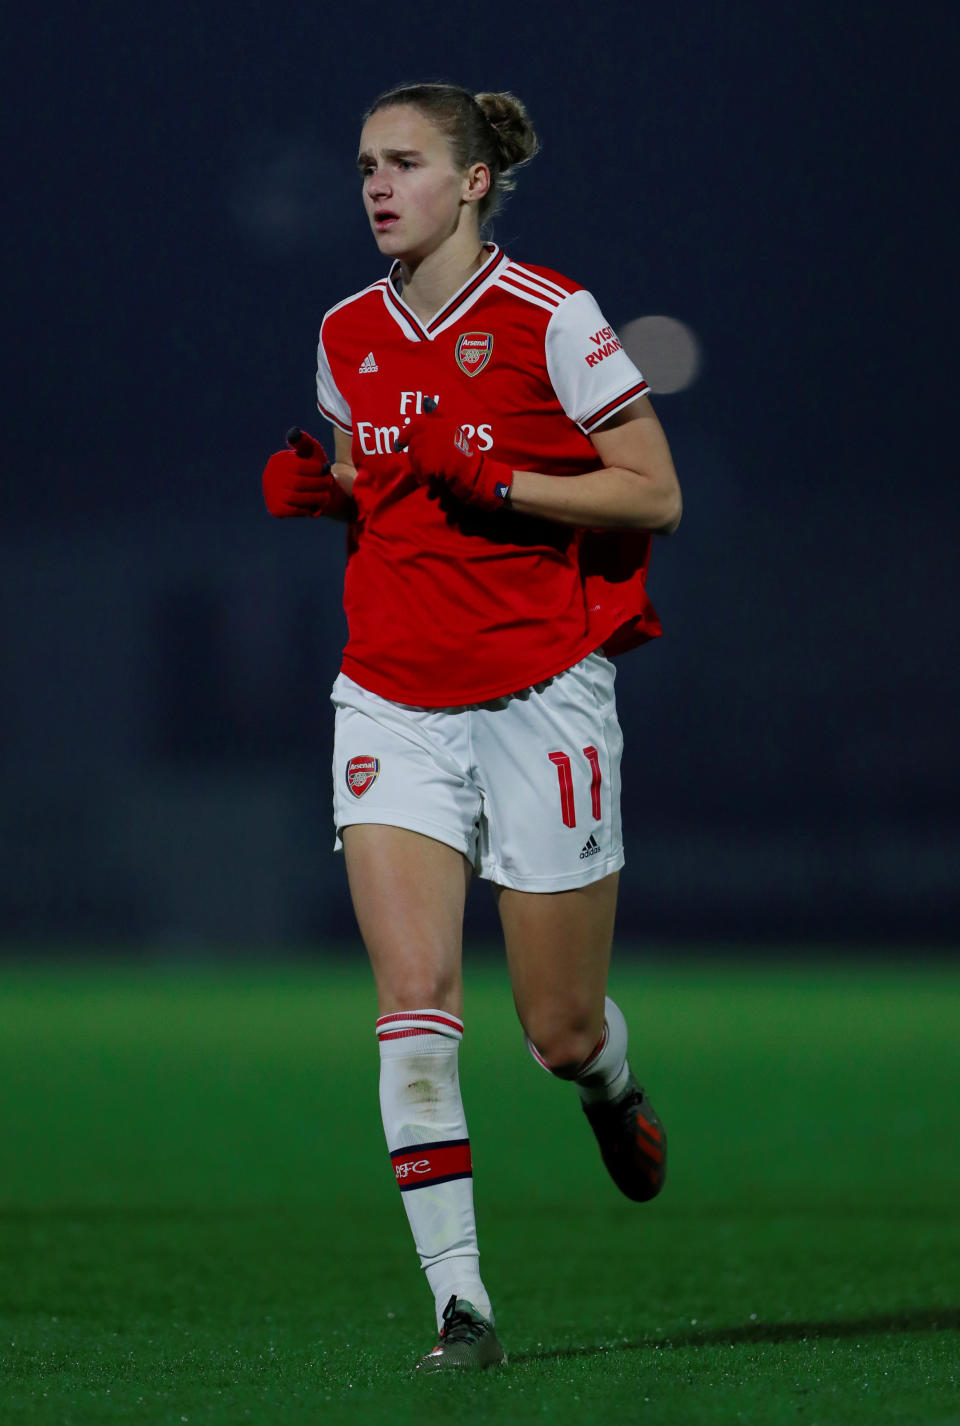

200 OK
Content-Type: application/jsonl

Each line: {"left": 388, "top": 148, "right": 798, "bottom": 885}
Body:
{"left": 575, "top": 996, "right": 632, "bottom": 1104}
{"left": 377, "top": 1009, "right": 493, "bottom": 1330}
{"left": 526, "top": 995, "right": 632, "bottom": 1105}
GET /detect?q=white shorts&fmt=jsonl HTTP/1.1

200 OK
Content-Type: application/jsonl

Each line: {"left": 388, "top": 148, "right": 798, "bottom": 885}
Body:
{"left": 330, "top": 653, "right": 625, "bottom": 892}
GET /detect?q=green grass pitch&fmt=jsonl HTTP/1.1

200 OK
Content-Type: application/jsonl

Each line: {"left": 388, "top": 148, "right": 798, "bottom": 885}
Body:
{"left": 0, "top": 957, "right": 957, "bottom": 1425}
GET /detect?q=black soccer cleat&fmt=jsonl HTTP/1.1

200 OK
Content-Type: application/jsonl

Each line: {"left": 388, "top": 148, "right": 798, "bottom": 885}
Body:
{"left": 415, "top": 1295, "right": 506, "bottom": 1373}
{"left": 582, "top": 1072, "right": 667, "bottom": 1202}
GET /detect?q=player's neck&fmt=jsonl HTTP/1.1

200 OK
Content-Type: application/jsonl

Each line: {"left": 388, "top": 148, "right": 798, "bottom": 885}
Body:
{"left": 396, "top": 234, "right": 488, "bottom": 323}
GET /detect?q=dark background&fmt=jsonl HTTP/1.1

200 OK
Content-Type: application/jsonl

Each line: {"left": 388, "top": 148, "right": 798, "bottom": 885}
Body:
{"left": 3, "top": 2, "right": 956, "bottom": 953}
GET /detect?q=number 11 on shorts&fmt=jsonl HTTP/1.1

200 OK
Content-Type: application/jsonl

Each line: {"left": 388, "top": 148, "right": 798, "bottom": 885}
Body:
{"left": 547, "top": 746, "right": 602, "bottom": 828}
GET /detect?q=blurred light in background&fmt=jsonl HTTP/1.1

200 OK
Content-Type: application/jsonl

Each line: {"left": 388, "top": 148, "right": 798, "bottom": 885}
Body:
{"left": 619, "top": 315, "right": 702, "bottom": 394}
{"left": 227, "top": 134, "right": 355, "bottom": 259}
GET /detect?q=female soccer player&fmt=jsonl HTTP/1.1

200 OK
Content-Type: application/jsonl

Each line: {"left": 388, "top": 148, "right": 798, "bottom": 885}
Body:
{"left": 262, "top": 82, "right": 682, "bottom": 1372}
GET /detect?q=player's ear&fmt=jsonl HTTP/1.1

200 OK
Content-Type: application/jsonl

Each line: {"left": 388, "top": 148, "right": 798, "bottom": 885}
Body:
{"left": 461, "top": 163, "right": 490, "bottom": 206}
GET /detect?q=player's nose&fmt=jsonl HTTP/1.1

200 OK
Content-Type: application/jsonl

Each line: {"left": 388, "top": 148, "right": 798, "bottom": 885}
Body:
{"left": 366, "top": 168, "right": 391, "bottom": 200}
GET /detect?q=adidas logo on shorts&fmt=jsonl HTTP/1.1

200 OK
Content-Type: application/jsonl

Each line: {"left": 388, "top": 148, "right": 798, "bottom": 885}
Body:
{"left": 359, "top": 351, "right": 379, "bottom": 373}
{"left": 579, "top": 834, "right": 601, "bottom": 860}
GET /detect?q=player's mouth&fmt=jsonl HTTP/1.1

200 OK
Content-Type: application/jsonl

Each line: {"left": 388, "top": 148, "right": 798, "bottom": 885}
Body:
{"left": 373, "top": 210, "right": 400, "bottom": 231}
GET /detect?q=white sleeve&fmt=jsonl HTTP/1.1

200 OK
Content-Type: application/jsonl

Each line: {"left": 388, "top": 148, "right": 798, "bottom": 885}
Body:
{"left": 545, "top": 288, "right": 649, "bottom": 434}
{"left": 315, "top": 328, "right": 352, "bottom": 434}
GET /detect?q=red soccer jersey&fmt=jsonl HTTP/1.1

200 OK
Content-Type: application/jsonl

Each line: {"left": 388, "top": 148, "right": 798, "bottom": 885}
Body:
{"left": 316, "top": 244, "right": 661, "bottom": 706}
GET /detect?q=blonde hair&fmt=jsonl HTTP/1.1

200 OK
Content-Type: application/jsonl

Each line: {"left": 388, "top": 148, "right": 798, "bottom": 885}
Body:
{"left": 365, "top": 82, "right": 540, "bottom": 225}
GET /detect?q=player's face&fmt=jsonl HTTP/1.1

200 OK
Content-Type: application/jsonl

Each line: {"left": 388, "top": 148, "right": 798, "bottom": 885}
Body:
{"left": 357, "top": 106, "right": 471, "bottom": 262}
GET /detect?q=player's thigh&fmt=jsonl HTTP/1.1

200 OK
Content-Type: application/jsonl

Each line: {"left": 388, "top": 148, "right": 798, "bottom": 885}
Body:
{"left": 332, "top": 674, "right": 481, "bottom": 1014}
{"left": 343, "top": 824, "right": 472, "bottom": 1017}
{"left": 495, "top": 871, "right": 619, "bottom": 1067}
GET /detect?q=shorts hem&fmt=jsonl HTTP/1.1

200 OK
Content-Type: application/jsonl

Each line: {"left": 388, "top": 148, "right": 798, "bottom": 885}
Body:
{"left": 480, "top": 851, "right": 625, "bottom": 893}
{"left": 334, "top": 810, "right": 475, "bottom": 861}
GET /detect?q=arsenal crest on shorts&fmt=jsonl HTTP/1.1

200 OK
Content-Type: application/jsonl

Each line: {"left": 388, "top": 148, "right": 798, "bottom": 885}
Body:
{"left": 455, "top": 332, "right": 493, "bottom": 377}
{"left": 346, "top": 755, "right": 380, "bottom": 798}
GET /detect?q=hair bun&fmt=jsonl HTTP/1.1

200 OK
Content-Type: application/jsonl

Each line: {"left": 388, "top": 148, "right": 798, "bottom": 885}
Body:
{"left": 474, "top": 91, "right": 540, "bottom": 173}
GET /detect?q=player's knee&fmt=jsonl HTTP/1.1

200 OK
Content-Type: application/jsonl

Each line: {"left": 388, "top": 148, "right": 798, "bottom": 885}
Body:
{"left": 526, "top": 1023, "right": 602, "bottom": 1079}
{"left": 377, "top": 971, "right": 460, "bottom": 1015}
{"left": 537, "top": 1053, "right": 582, "bottom": 1081}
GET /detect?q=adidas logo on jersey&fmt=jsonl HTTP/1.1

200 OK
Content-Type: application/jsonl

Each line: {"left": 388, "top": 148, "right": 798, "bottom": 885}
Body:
{"left": 579, "top": 834, "right": 601, "bottom": 860}
{"left": 359, "top": 351, "right": 379, "bottom": 373}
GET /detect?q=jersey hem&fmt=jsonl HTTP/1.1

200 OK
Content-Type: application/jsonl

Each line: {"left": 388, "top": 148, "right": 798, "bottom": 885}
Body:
{"left": 338, "top": 622, "right": 623, "bottom": 709}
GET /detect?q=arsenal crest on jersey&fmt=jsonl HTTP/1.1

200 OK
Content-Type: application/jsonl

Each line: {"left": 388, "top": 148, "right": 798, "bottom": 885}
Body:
{"left": 455, "top": 332, "right": 493, "bottom": 377}
{"left": 345, "top": 755, "right": 380, "bottom": 798}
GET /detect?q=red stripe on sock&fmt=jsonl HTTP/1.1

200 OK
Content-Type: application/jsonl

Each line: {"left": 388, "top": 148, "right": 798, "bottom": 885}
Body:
{"left": 578, "top": 1025, "right": 609, "bottom": 1073}
{"left": 391, "top": 1141, "right": 472, "bottom": 1189}
{"left": 378, "top": 1028, "right": 444, "bottom": 1040}
{"left": 527, "top": 1039, "right": 549, "bottom": 1070}
{"left": 376, "top": 1012, "right": 463, "bottom": 1037}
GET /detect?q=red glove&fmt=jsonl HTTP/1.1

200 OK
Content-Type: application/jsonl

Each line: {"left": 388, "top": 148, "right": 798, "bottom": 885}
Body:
{"left": 262, "top": 429, "right": 354, "bottom": 520}
{"left": 401, "top": 410, "right": 513, "bottom": 512}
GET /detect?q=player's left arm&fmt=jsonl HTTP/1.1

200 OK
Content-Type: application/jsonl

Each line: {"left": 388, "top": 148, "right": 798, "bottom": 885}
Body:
{"left": 507, "top": 397, "right": 682, "bottom": 535}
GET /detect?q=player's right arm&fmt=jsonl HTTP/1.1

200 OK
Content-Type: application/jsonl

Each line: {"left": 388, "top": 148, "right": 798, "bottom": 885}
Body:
{"left": 316, "top": 320, "right": 357, "bottom": 499}
{"left": 331, "top": 427, "right": 358, "bottom": 497}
